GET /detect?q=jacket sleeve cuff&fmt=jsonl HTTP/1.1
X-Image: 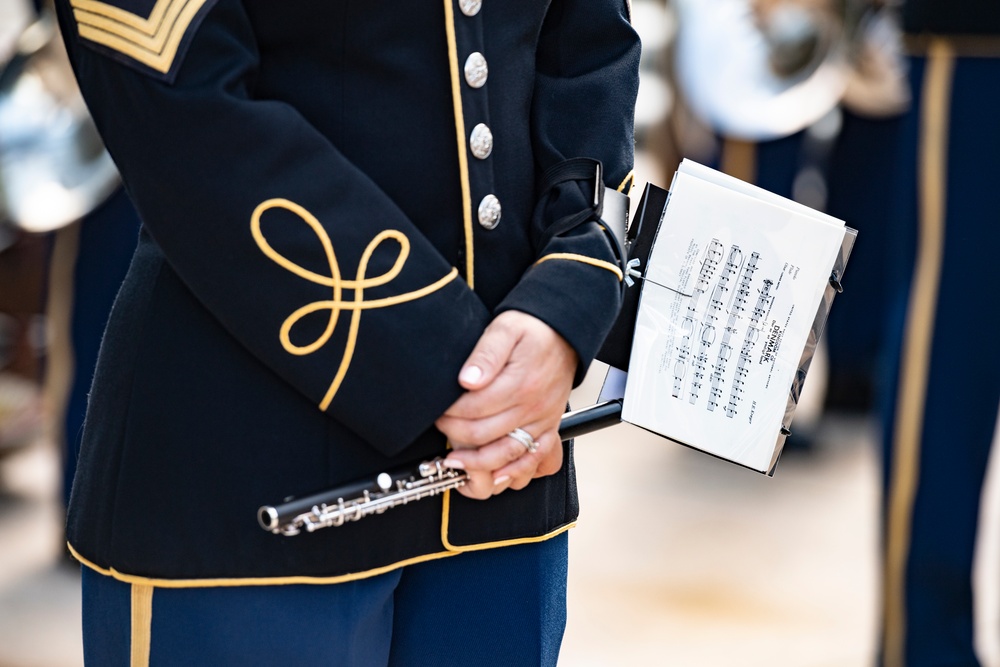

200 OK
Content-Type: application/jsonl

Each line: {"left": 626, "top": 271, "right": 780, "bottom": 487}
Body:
{"left": 323, "top": 277, "right": 492, "bottom": 457}
{"left": 496, "top": 237, "right": 623, "bottom": 386}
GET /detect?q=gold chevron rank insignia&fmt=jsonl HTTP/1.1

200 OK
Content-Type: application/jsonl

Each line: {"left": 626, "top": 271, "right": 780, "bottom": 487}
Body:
{"left": 69, "top": 0, "right": 218, "bottom": 82}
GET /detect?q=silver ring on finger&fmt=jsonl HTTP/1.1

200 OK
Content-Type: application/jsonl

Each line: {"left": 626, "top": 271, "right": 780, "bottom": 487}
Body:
{"left": 508, "top": 427, "right": 539, "bottom": 454}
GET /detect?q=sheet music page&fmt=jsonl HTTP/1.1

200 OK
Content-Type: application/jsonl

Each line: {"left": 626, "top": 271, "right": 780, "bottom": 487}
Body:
{"left": 621, "top": 162, "right": 846, "bottom": 472}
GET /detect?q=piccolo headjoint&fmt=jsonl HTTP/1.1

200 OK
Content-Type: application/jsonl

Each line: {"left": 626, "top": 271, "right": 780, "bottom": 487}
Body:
{"left": 257, "top": 457, "right": 467, "bottom": 536}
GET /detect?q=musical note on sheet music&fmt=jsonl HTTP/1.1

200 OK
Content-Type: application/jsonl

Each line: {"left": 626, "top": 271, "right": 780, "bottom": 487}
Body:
{"left": 671, "top": 239, "right": 723, "bottom": 398}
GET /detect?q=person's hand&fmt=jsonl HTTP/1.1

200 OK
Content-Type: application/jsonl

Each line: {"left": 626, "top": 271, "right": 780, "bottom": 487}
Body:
{"left": 435, "top": 310, "right": 577, "bottom": 499}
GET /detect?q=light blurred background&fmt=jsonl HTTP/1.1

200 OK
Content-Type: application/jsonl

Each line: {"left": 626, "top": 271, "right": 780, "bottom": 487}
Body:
{"left": 1, "top": 0, "right": 998, "bottom": 665}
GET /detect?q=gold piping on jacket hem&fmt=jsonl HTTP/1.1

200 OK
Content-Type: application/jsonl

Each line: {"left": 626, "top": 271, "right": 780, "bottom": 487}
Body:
{"left": 69, "top": 542, "right": 460, "bottom": 588}
{"left": 442, "top": 0, "right": 478, "bottom": 547}
{"left": 130, "top": 584, "right": 153, "bottom": 667}
{"left": 616, "top": 169, "right": 635, "bottom": 194}
{"left": 443, "top": 0, "right": 475, "bottom": 287}
{"left": 881, "top": 38, "right": 953, "bottom": 667}
{"left": 438, "top": 0, "right": 579, "bottom": 557}
{"left": 438, "top": 489, "right": 576, "bottom": 552}
{"left": 534, "top": 253, "right": 624, "bottom": 281}
{"left": 251, "top": 198, "right": 459, "bottom": 410}
{"left": 72, "top": 0, "right": 209, "bottom": 74}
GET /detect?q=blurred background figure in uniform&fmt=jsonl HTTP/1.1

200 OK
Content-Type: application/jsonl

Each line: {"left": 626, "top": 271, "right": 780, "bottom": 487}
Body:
{"left": 822, "top": 1, "right": 911, "bottom": 418}
{"left": 879, "top": 1, "right": 1000, "bottom": 664}
{"left": 646, "top": 0, "right": 910, "bottom": 450}
{"left": 0, "top": 0, "right": 49, "bottom": 482}
{"left": 0, "top": 0, "right": 140, "bottom": 511}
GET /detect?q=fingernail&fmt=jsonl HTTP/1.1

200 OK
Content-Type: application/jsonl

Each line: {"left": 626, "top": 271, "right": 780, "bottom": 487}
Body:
{"left": 494, "top": 475, "right": 510, "bottom": 486}
{"left": 443, "top": 458, "right": 465, "bottom": 470}
{"left": 459, "top": 365, "right": 482, "bottom": 385}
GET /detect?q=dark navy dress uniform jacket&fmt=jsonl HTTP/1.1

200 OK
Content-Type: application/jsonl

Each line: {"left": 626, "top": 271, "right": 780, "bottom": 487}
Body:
{"left": 53, "top": 0, "right": 641, "bottom": 584}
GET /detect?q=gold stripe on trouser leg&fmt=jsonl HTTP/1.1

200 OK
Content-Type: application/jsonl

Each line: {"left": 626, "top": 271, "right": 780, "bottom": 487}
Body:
{"left": 719, "top": 137, "right": 756, "bottom": 185}
{"left": 42, "top": 222, "right": 81, "bottom": 452}
{"left": 130, "top": 583, "right": 153, "bottom": 667}
{"left": 882, "top": 38, "right": 954, "bottom": 667}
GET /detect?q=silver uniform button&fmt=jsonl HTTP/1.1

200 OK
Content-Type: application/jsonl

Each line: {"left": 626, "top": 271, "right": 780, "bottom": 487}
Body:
{"left": 478, "top": 194, "right": 502, "bottom": 229}
{"left": 459, "top": 0, "right": 482, "bottom": 17}
{"left": 469, "top": 123, "right": 493, "bottom": 160}
{"left": 464, "top": 52, "right": 488, "bottom": 89}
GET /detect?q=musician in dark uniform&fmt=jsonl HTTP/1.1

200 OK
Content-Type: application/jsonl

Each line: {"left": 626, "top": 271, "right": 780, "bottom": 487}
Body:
{"left": 879, "top": 1, "right": 1000, "bottom": 664}
{"left": 51, "top": 0, "right": 640, "bottom": 663}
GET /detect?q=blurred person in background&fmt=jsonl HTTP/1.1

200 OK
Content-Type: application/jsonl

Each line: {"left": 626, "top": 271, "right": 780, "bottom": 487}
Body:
{"left": 658, "top": 1, "right": 1000, "bottom": 662}
{"left": 0, "top": 0, "right": 50, "bottom": 471}
{"left": 879, "top": 0, "right": 1000, "bottom": 664}
{"left": 49, "top": 190, "right": 141, "bottom": 512}
{"left": 657, "top": 0, "right": 909, "bottom": 449}
{"left": 0, "top": 0, "right": 141, "bottom": 514}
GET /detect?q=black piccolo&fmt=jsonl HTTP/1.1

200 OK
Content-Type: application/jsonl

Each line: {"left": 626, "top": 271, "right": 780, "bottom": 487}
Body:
{"left": 257, "top": 398, "right": 624, "bottom": 536}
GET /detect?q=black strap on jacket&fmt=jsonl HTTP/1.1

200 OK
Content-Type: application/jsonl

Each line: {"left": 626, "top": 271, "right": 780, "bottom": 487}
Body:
{"left": 533, "top": 157, "right": 628, "bottom": 298}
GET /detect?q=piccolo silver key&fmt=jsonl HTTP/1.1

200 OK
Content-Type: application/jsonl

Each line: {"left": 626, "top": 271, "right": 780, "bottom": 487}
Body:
{"left": 258, "top": 399, "right": 624, "bottom": 536}
{"left": 257, "top": 458, "right": 468, "bottom": 536}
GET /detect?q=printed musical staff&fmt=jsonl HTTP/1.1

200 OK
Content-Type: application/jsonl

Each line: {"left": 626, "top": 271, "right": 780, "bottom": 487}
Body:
{"left": 708, "top": 250, "right": 756, "bottom": 412}
{"left": 726, "top": 276, "right": 774, "bottom": 418}
{"left": 671, "top": 239, "right": 723, "bottom": 397}
{"left": 690, "top": 243, "right": 738, "bottom": 404}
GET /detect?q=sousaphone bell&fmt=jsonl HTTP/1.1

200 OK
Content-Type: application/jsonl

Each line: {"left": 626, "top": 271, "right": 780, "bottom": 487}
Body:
{"left": 0, "top": 11, "right": 120, "bottom": 234}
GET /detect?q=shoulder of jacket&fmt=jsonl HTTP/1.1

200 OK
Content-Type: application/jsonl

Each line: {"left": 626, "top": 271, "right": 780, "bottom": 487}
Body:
{"left": 65, "top": 0, "right": 220, "bottom": 82}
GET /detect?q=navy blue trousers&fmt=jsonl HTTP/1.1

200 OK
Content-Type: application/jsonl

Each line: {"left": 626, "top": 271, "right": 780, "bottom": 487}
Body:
{"left": 82, "top": 533, "right": 568, "bottom": 666}
{"left": 879, "top": 48, "right": 1000, "bottom": 667}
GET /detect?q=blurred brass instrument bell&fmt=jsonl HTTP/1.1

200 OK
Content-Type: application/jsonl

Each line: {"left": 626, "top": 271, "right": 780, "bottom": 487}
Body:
{"left": 671, "top": 0, "right": 909, "bottom": 141}
{"left": 0, "top": 12, "right": 120, "bottom": 233}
